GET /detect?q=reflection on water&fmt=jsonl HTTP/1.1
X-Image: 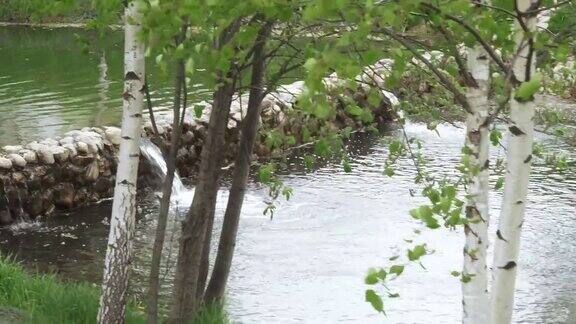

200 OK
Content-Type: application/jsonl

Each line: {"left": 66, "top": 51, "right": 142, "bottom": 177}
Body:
{"left": 1, "top": 122, "right": 575, "bottom": 323}
{"left": 0, "top": 27, "right": 207, "bottom": 146}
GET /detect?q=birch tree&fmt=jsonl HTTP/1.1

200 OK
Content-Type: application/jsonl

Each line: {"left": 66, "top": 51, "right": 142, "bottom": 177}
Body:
{"left": 461, "top": 2, "right": 491, "bottom": 323}
{"left": 97, "top": 0, "right": 145, "bottom": 322}
{"left": 491, "top": 1, "right": 540, "bottom": 322}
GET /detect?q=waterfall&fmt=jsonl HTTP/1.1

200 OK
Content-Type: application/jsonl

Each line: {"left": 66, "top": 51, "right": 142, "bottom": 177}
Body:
{"left": 139, "top": 139, "right": 187, "bottom": 218}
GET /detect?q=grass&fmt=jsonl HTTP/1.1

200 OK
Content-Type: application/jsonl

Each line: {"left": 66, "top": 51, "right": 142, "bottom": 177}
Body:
{"left": 0, "top": 256, "right": 145, "bottom": 324}
{"left": 0, "top": 256, "right": 229, "bottom": 323}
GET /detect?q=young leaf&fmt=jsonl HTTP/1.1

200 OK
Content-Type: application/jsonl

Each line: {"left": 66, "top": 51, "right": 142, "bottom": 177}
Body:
{"left": 365, "top": 289, "right": 384, "bottom": 313}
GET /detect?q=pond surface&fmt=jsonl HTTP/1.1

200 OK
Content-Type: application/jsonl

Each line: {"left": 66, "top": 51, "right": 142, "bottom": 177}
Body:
{"left": 1, "top": 27, "right": 576, "bottom": 324}
{"left": 2, "top": 122, "right": 576, "bottom": 323}
{"left": 0, "top": 26, "right": 207, "bottom": 146}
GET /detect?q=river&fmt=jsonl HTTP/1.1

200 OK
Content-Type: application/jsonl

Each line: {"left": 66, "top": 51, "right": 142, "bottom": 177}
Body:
{"left": 1, "top": 26, "right": 576, "bottom": 324}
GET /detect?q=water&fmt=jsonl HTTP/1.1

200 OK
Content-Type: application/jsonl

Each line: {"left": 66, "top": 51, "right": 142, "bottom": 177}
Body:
{"left": 1, "top": 26, "right": 576, "bottom": 323}
{"left": 139, "top": 139, "right": 186, "bottom": 199}
{"left": 0, "top": 26, "right": 209, "bottom": 146}
{"left": 1, "top": 121, "right": 576, "bottom": 323}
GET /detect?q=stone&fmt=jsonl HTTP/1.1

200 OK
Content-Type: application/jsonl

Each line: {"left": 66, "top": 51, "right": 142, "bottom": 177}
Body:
{"left": 53, "top": 183, "right": 75, "bottom": 209}
{"left": 26, "top": 193, "right": 44, "bottom": 218}
{"left": 26, "top": 175, "right": 42, "bottom": 191}
{"left": 71, "top": 155, "right": 93, "bottom": 167}
{"left": 2, "top": 145, "right": 23, "bottom": 154}
{"left": 64, "top": 130, "right": 83, "bottom": 138}
{"left": 91, "top": 127, "right": 105, "bottom": 136}
{"left": 156, "top": 125, "right": 165, "bottom": 135}
{"left": 62, "top": 143, "right": 77, "bottom": 158}
{"left": 105, "top": 127, "right": 122, "bottom": 146}
{"left": 36, "top": 146, "right": 55, "bottom": 164}
{"left": 7, "top": 154, "right": 26, "bottom": 168}
{"left": 42, "top": 173, "right": 56, "bottom": 187}
{"left": 40, "top": 138, "right": 59, "bottom": 146}
{"left": 11, "top": 172, "right": 26, "bottom": 184}
{"left": 94, "top": 177, "right": 112, "bottom": 193}
{"left": 0, "top": 158, "right": 12, "bottom": 169}
{"left": 74, "top": 187, "right": 88, "bottom": 206}
{"left": 62, "top": 164, "right": 83, "bottom": 181}
{"left": 182, "top": 131, "right": 195, "bottom": 144}
{"left": 0, "top": 208, "right": 11, "bottom": 225}
{"left": 52, "top": 146, "right": 69, "bottom": 162}
{"left": 59, "top": 137, "right": 75, "bottom": 145}
{"left": 85, "top": 160, "right": 100, "bottom": 182}
{"left": 21, "top": 150, "right": 37, "bottom": 164}
{"left": 25, "top": 141, "right": 41, "bottom": 151}
{"left": 76, "top": 142, "right": 89, "bottom": 154}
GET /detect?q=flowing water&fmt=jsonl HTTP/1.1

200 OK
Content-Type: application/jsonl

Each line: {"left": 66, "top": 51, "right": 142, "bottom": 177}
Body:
{"left": 1, "top": 26, "right": 576, "bottom": 323}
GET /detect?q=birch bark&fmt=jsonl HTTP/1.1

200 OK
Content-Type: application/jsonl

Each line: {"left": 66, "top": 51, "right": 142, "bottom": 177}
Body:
{"left": 491, "top": 1, "right": 539, "bottom": 323}
{"left": 97, "top": 1, "right": 145, "bottom": 322}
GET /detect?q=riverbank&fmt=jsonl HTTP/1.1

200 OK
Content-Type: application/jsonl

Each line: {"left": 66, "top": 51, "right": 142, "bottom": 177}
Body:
{"left": 0, "top": 256, "right": 145, "bottom": 323}
{"left": 0, "top": 255, "right": 228, "bottom": 323}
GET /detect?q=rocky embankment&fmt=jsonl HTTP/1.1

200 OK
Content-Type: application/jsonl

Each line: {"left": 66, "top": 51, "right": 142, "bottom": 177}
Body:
{"left": 0, "top": 64, "right": 398, "bottom": 226}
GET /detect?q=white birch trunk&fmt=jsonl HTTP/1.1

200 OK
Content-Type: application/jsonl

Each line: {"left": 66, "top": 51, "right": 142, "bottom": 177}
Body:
{"left": 97, "top": 1, "right": 145, "bottom": 323}
{"left": 491, "top": 1, "right": 539, "bottom": 323}
{"left": 462, "top": 44, "right": 491, "bottom": 324}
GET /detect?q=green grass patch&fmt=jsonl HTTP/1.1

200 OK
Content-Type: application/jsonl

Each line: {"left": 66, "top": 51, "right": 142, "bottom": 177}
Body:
{"left": 0, "top": 256, "right": 229, "bottom": 323}
{"left": 0, "top": 255, "right": 146, "bottom": 324}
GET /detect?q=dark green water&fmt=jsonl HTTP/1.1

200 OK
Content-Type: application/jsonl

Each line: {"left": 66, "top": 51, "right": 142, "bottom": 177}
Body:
{"left": 0, "top": 26, "right": 206, "bottom": 146}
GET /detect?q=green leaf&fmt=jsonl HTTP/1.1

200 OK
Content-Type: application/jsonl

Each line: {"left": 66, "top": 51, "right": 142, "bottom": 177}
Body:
{"left": 408, "top": 245, "right": 427, "bottom": 261}
{"left": 389, "top": 265, "right": 404, "bottom": 276}
{"left": 258, "top": 164, "right": 275, "bottom": 184}
{"left": 343, "top": 160, "right": 352, "bottom": 173}
{"left": 194, "top": 105, "right": 204, "bottom": 119}
{"left": 494, "top": 177, "right": 504, "bottom": 190}
{"left": 515, "top": 73, "right": 542, "bottom": 102}
{"left": 365, "top": 269, "right": 379, "bottom": 285}
{"left": 490, "top": 129, "right": 502, "bottom": 146}
{"left": 365, "top": 289, "right": 384, "bottom": 313}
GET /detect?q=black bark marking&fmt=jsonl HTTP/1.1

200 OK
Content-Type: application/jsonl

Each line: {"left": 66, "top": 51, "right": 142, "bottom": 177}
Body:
{"left": 129, "top": 154, "right": 139, "bottom": 158}
{"left": 516, "top": 200, "right": 523, "bottom": 205}
{"left": 123, "top": 91, "right": 135, "bottom": 101}
{"left": 509, "top": 126, "right": 525, "bottom": 136}
{"left": 496, "top": 230, "right": 508, "bottom": 242}
{"left": 518, "top": 221, "right": 524, "bottom": 228}
{"left": 499, "top": 261, "right": 517, "bottom": 270}
{"left": 125, "top": 71, "right": 140, "bottom": 81}
{"left": 119, "top": 180, "right": 134, "bottom": 187}
{"left": 482, "top": 159, "right": 490, "bottom": 170}
{"left": 524, "top": 155, "right": 532, "bottom": 163}
{"left": 122, "top": 136, "right": 132, "bottom": 140}
{"left": 131, "top": 113, "right": 142, "bottom": 118}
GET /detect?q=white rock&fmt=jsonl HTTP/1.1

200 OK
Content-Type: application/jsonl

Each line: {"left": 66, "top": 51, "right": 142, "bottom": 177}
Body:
{"left": 65, "top": 130, "right": 83, "bottom": 138}
{"left": 156, "top": 125, "right": 165, "bottom": 135}
{"left": 21, "top": 150, "right": 37, "bottom": 164}
{"left": 37, "top": 146, "right": 55, "bottom": 164}
{"left": 26, "top": 142, "right": 42, "bottom": 151}
{"left": 105, "top": 127, "right": 122, "bottom": 146}
{"left": 3, "top": 145, "right": 23, "bottom": 154}
{"left": 52, "top": 146, "right": 69, "bottom": 162}
{"left": 91, "top": 127, "right": 105, "bottom": 136}
{"left": 40, "top": 138, "right": 59, "bottom": 146}
{"left": 0, "top": 157, "right": 12, "bottom": 169}
{"left": 7, "top": 154, "right": 26, "bottom": 167}
{"left": 62, "top": 144, "right": 77, "bottom": 158}
{"left": 76, "top": 142, "right": 89, "bottom": 154}
{"left": 59, "top": 137, "right": 75, "bottom": 145}
{"left": 227, "top": 119, "right": 237, "bottom": 129}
